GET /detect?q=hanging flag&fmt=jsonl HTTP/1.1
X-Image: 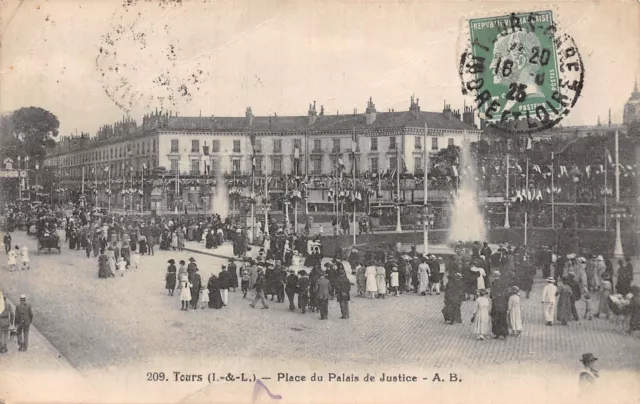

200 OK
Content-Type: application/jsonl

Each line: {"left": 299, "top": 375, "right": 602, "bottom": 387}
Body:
{"left": 252, "top": 157, "right": 256, "bottom": 171}
{"left": 337, "top": 157, "right": 346, "bottom": 172}
{"left": 351, "top": 129, "right": 357, "bottom": 152}
{"left": 143, "top": 163, "right": 147, "bottom": 170}
{"left": 104, "top": 166, "right": 109, "bottom": 172}
{"left": 606, "top": 148, "right": 613, "bottom": 165}
{"left": 526, "top": 136, "right": 532, "bottom": 150}
{"left": 452, "top": 166, "right": 458, "bottom": 177}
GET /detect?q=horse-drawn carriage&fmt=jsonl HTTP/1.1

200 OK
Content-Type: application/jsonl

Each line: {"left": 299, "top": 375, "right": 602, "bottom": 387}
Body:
{"left": 37, "top": 232, "right": 61, "bottom": 254}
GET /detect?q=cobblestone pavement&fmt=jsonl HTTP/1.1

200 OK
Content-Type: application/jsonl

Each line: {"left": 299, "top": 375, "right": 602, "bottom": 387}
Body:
{"left": 0, "top": 231, "right": 639, "bottom": 401}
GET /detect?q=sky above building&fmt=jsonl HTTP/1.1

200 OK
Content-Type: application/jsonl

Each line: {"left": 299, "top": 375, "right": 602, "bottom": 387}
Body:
{"left": 1, "top": 0, "right": 638, "bottom": 136}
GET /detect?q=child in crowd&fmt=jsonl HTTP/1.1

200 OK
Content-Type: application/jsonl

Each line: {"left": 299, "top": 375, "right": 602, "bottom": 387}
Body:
{"left": 130, "top": 250, "right": 140, "bottom": 270}
{"left": 200, "top": 286, "right": 209, "bottom": 309}
{"left": 583, "top": 291, "right": 593, "bottom": 320}
{"left": 180, "top": 279, "right": 192, "bottom": 311}
{"left": 390, "top": 267, "right": 399, "bottom": 296}
{"left": 116, "top": 256, "right": 127, "bottom": 277}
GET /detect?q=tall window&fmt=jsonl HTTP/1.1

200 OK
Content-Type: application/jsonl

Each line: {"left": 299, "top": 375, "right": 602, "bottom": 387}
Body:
{"left": 272, "top": 157, "right": 282, "bottom": 174}
{"left": 371, "top": 157, "right": 379, "bottom": 172}
{"left": 273, "top": 139, "right": 282, "bottom": 153}
{"left": 254, "top": 139, "right": 262, "bottom": 153}
{"left": 255, "top": 157, "right": 263, "bottom": 175}
{"left": 110, "top": 149, "right": 113, "bottom": 159}
{"left": 371, "top": 137, "right": 378, "bottom": 151}
{"left": 170, "top": 158, "right": 179, "bottom": 174}
{"left": 332, "top": 138, "right": 340, "bottom": 152}
{"left": 312, "top": 157, "right": 322, "bottom": 175}
{"left": 293, "top": 139, "right": 301, "bottom": 153}
{"left": 448, "top": 138, "right": 454, "bottom": 146}
{"left": 431, "top": 137, "right": 438, "bottom": 150}
{"left": 389, "top": 137, "right": 396, "bottom": 150}
{"left": 415, "top": 136, "right": 422, "bottom": 149}
{"left": 415, "top": 157, "right": 423, "bottom": 172}
{"left": 390, "top": 157, "right": 397, "bottom": 171}
{"left": 190, "top": 159, "right": 200, "bottom": 175}
{"left": 211, "top": 140, "right": 220, "bottom": 152}
{"left": 232, "top": 159, "right": 241, "bottom": 173}
{"left": 210, "top": 158, "right": 219, "bottom": 176}
{"left": 171, "top": 139, "right": 179, "bottom": 152}
{"left": 313, "top": 139, "right": 321, "bottom": 151}
{"left": 153, "top": 140, "right": 156, "bottom": 152}
{"left": 233, "top": 140, "right": 241, "bottom": 153}
{"left": 191, "top": 140, "right": 200, "bottom": 153}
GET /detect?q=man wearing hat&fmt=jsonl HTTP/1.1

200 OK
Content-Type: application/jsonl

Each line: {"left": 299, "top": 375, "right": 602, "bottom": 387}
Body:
{"left": 187, "top": 257, "right": 198, "bottom": 281}
{"left": 285, "top": 269, "right": 299, "bottom": 312}
{"left": 579, "top": 353, "right": 599, "bottom": 392}
{"left": 297, "top": 270, "right": 310, "bottom": 313}
{"left": 541, "top": 277, "right": 557, "bottom": 326}
{"left": 14, "top": 294, "right": 33, "bottom": 352}
{"left": 315, "top": 270, "right": 331, "bottom": 320}
{"left": 250, "top": 267, "right": 269, "bottom": 309}
{"left": 0, "top": 293, "right": 15, "bottom": 353}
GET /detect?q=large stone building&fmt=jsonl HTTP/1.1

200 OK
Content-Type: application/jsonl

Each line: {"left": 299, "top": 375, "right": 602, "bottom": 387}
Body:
{"left": 44, "top": 97, "right": 482, "bottom": 213}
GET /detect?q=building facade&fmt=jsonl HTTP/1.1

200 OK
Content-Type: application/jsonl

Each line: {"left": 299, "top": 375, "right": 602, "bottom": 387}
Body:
{"left": 44, "top": 97, "right": 482, "bottom": 213}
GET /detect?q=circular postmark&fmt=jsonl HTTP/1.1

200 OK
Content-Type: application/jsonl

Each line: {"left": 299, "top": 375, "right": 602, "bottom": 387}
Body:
{"left": 459, "top": 11, "right": 584, "bottom": 135}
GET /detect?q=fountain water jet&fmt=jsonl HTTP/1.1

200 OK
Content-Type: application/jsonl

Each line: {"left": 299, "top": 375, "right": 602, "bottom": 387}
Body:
{"left": 212, "top": 172, "right": 229, "bottom": 218}
{"left": 448, "top": 139, "right": 486, "bottom": 243}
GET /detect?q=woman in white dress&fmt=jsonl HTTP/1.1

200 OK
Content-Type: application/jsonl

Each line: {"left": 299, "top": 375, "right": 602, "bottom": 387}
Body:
{"left": 365, "top": 262, "right": 378, "bottom": 299}
{"left": 291, "top": 251, "right": 301, "bottom": 274}
{"left": 7, "top": 246, "right": 17, "bottom": 272}
{"left": 106, "top": 247, "right": 116, "bottom": 275}
{"left": 171, "top": 232, "right": 178, "bottom": 251}
{"left": 508, "top": 286, "right": 523, "bottom": 336}
{"left": 418, "top": 259, "right": 430, "bottom": 295}
{"left": 473, "top": 289, "right": 491, "bottom": 340}
{"left": 20, "top": 245, "right": 30, "bottom": 270}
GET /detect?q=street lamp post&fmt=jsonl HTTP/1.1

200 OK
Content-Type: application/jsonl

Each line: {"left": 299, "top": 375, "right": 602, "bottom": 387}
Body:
{"left": 613, "top": 130, "right": 624, "bottom": 259}
{"left": 570, "top": 166, "right": 582, "bottom": 254}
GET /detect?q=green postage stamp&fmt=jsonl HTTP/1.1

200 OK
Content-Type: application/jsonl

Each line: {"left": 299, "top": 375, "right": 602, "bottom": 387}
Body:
{"left": 460, "top": 11, "right": 584, "bottom": 134}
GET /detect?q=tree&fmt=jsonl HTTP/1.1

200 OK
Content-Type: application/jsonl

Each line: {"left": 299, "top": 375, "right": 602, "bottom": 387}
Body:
{"left": 0, "top": 107, "right": 59, "bottom": 166}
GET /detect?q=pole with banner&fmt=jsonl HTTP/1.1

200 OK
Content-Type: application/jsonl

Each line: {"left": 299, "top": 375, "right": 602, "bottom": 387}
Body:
{"left": 352, "top": 127, "right": 357, "bottom": 246}
{"left": 265, "top": 157, "right": 269, "bottom": 236}
{"left": 141, "top": 163, "right": 145, "bottom": 214}
{"left": 504, "top": 153, "right": 510, "bottom": 228}
{"left": 107, "top": 166, "right": 111, "bottom": 213}
{"left": 395, "top": 140, "right": 402, "bottom": 233}
{"left": 423, "top": 124, "right": 429, "bottom": 253}
{"left": 81, "top": 166, "right": 85, "bottom": 206}
{"left": 613, "top": 130, "right": 624, "bottom": 260}
{"left": 551, "top": 152, "right": 555, "bottom": 229}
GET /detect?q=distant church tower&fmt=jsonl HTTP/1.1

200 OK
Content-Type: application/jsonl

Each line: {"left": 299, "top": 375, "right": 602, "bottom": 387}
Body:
{"left": 623, "top": 80, "right": 640, "bottom": 125}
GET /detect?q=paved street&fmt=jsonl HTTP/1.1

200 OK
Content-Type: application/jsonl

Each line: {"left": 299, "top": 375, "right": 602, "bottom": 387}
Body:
{"left": 1, "top": 231, "right": 639, "bottom": 402}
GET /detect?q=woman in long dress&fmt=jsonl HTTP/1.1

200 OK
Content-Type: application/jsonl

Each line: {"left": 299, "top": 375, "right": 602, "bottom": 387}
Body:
{"left": 207, "top": 274, "right": 224, "bottom": 309}
{"left": 138, "top": 234, "right": 147, "bottom": 255}
{"left": 376, "top": 262, "right": 387, "bottom": 299}
{"left": 365, "top": 262, "right": 378, "bottom": 299}
{"left": 507, "top": 286, "right": 523, "bottom": 336}
{"left": 165, "top": 259, "right": 177, "bottom": 296}
{"left": 356, "top": 264, "right": 366, "bottom": 297}
{"left": 418, "top": 260, "right": 430, "bottom": 295}
{"left": 473, "top": 289, "right": 491, "bottom": 340}
{"left": 106, "top": 247, "right": 116, "bottom": 275}
{"left": 556, "top": 277, "right": 574, "bottom": 325}
{"left": 177, "top": 260, "right": 188, "bottom": 289}
{"left": 171, "top": 232, "right": 178, "bottom": 251}
{"left": 595, "top": 278, "right": 612, "bottom": 318}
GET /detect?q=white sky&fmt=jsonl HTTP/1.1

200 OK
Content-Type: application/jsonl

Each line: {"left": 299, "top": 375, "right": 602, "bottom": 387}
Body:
{"left": 0, "top": 0, "right": 638, "bottom": 136}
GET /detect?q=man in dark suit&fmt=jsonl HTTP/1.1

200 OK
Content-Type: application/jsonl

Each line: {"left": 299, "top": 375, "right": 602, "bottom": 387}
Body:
{"left": 315, "top": 271, "right": 331, "bottom": 320}
{"left": 336, "top": 269, "right": 351, "bottom": 319}
{"left": 190, "top": 270, "right": 202, "bottom": 309}
{"left": 297, "top": 270, "right": 310, "bottom": 314}
{"left": 285, "top": 269, "right": 299, "bottom": 312}
{"left": 15, "top": 295, "right": 33, "bottom": 352}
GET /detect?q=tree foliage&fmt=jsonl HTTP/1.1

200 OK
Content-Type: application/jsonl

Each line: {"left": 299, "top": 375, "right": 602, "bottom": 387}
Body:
{"left": 0, "top": 107, "right": 59, "bottom": 166}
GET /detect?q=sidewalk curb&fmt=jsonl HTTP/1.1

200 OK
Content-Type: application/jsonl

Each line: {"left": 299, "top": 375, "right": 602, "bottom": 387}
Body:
{"left": 1, "top": 295, "right": 98, "bottom": 401}
{"left": 182, "top": 247, "right": 234, "bottom": 260}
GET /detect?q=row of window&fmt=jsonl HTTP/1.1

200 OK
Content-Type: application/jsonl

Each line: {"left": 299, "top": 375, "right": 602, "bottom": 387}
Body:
{"left": 169, "top": 155, "right": 424, "bottom": 177}
{"left": 55, "top": 140, "right": 157, "bottom": 167}
{"left": 170, "top": 136, "right": 454, "bottom": 154}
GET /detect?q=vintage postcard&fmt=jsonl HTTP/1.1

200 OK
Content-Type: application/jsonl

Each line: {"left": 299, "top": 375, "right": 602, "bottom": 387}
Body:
{"left": 0, "top": 0, "right": 639, "bottom": 403}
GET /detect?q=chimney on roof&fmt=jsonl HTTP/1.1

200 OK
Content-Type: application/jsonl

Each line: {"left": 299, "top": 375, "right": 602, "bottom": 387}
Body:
{"left": 608, "top": 108, "right": 611, "bottom": 126}
{"left": 365, "top": 96, "right": 377, "bottom": 125}
{"left": 308, "top": 101, "right": 317, "bottom": 125}
{"left": 443, "top": 103, "right": 453, "bottom": 120}
{"left": 409, "top": 95, "right": 420, "bottom": 118}
{"left": 353, "top": 108, "right": 357, "bottom": 115}
{"left": 319, "top": 105, "right": 324, "bottom": 116}
{"left": 462, "top": 105, "right": 475, "bottom": 126}
{"left": 245, "top": 107, "right": 254, "bottom": 127}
